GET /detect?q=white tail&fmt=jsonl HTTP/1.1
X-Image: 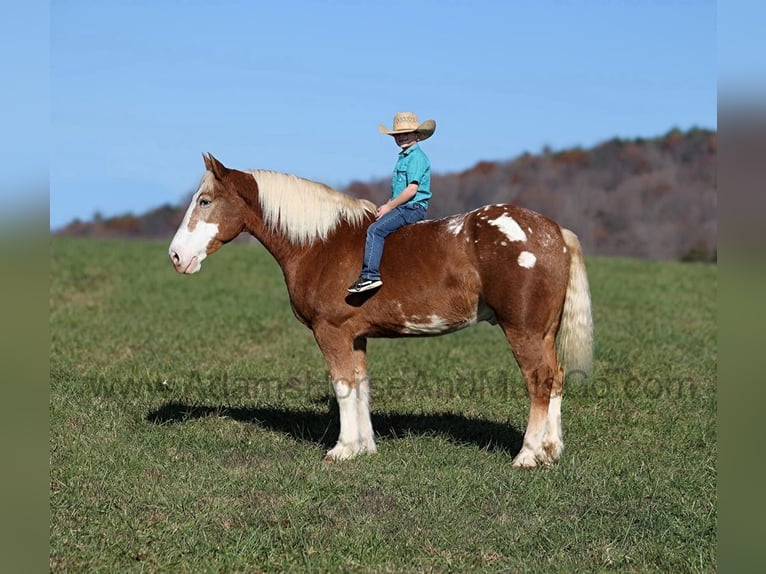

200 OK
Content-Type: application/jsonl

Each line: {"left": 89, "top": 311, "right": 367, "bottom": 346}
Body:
{"left": 557, "top": 228, "right": 594, "bottom": 378}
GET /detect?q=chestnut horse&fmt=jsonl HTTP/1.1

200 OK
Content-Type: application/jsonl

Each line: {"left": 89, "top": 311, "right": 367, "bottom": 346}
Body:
{"left": 169, "top": 154, "right": 593, "bottom": 467}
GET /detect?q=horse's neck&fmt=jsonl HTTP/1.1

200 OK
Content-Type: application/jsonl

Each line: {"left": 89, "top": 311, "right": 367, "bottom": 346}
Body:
{"left": 236, "top": 176, "right": 309, "bottom": 266}
{"left": 243, "top": 215, "right": 305, "bottom": 269}
{"left": 245, "top": 215, "right": 364, "bottom": 298}
{"left": 237, "top": 169, "right": 373, "bottom": 285}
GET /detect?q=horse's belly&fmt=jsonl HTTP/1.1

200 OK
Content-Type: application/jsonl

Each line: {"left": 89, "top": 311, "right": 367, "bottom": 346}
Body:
{"left": 398, "top": 313, "right": 474, "bottom": 335}
{"left": 388, "top": 301, "right": 495, "bottom": 337}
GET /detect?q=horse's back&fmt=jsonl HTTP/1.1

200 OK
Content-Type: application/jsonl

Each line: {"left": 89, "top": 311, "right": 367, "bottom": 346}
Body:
{"left": 389, "top": 203, "right": 569, "bottom": 286}
{"left": 350, "top": 204, "right": 570, "bottom": 337}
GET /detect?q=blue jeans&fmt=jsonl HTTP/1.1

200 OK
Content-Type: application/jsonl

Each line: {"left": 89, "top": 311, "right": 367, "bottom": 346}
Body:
{"left": 361, "top": 202, "right": 427, "bottom": 280}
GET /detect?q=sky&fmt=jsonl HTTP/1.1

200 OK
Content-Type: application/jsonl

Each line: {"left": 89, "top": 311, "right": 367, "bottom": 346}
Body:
{"left": 41, "top": 0, "right": 723, "bottom": 228}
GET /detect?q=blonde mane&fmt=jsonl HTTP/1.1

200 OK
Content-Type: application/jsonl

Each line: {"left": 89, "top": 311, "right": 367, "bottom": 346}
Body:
{"left": 248, "top": 170, "right": 376, "bottom": 245}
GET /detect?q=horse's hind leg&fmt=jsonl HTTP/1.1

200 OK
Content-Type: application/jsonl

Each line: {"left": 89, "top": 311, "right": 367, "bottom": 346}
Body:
{"left": 541, "top": 330, "right": 565, "bottom": 463}
{"left": 503, "top": 327, "right": 562, "bottom": 467}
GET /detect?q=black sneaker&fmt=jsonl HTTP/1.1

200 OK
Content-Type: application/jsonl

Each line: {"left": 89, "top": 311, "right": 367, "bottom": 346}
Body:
{"left": 347, "top": 277, "right": 383, "bottom": 293}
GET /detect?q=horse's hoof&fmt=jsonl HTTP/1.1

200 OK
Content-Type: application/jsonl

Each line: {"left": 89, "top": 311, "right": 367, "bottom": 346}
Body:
{"left": 323, "top": 443, "right": 358, "bottom": 462}
{"left": 512, "top": 448, "right": 539, "bottom": 468}
{"left": 542, "top": 440, "right": 564, "bottom": 462}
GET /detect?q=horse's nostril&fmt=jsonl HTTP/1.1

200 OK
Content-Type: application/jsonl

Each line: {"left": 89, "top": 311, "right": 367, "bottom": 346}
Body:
{"left": 170, "top": 250, "right": 180, "bottom": 264}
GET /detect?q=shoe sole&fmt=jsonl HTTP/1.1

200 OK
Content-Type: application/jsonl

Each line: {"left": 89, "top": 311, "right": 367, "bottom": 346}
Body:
{"left": 347, "top": 281, "right": 382, "bottom": 293}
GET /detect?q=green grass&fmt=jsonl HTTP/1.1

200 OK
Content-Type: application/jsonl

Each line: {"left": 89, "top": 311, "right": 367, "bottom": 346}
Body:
{"left": 50, "top": 237, "right": 717, "bottom": 573}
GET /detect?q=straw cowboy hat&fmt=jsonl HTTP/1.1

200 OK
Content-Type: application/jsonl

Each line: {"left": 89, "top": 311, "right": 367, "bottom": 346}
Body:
{"left": 378, "top": 112, "right": 436, "bottom": 141}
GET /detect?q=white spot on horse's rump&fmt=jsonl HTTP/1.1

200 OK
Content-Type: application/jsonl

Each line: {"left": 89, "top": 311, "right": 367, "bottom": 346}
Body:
{"left": 446, "top": 214, "right": 465, "bottom": 236}
{"left": 518, "top": 251, "right": 536, "bottom": 268}
{"left": 489, "top": 214, "right": 527, "bottom": 242}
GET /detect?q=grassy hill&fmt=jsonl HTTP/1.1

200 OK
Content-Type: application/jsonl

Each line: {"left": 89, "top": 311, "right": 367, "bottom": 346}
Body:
{"left": 50, "top": 237, "right": 716, "bottom": 572}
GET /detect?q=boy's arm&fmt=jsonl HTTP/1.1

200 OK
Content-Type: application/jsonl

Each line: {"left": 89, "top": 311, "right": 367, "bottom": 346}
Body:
{"left": 376, "top": 183, "right": 418, "bottom": 219}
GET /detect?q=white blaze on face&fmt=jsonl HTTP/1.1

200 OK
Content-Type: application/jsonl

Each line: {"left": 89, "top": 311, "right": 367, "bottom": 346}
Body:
{"left": 168, "top": 188, "right": 220, "bottom": 274}
{"left": 518, "top": 251, "right": 537, "bottom": 268}
{"left": 489, "top": 214, "right": 527, "bottom": 242}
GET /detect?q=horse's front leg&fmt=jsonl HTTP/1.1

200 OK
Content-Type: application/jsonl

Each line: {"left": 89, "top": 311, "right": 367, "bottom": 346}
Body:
{"left": 353, "top": 337, "right": 376, "bottom": 454}
{"left": 313, "top": 325, "right": 368, "bottom": 461}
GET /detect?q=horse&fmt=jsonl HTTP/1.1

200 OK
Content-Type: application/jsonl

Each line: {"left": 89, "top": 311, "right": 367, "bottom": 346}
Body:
{"left": 168, "top": 153, "right": 593, "bottom": 467}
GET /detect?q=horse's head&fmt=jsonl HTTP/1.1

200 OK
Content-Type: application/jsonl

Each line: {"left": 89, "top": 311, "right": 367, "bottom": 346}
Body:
{"left": 168, "top": 154, "right": 248, "bottom": 274}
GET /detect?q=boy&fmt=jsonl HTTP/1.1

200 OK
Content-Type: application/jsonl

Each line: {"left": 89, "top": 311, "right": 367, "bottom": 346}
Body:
{"left": 347, "top": 112, "right": 436, "bottom": 293}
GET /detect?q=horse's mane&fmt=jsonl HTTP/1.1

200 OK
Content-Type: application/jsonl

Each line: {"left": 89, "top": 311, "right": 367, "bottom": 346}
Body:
{"left": 247, "top": 170, "right": 376, "bottom": 245}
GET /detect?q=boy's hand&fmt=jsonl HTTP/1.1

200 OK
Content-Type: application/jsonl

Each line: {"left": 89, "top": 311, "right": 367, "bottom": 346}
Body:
{"left": 376, "top": 203, "right": 393, "bottom": 220}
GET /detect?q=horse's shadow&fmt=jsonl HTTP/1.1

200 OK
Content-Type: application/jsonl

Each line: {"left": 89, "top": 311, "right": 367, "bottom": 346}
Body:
{"left": 146, "top": 397, "right": 523, "bottom": 455}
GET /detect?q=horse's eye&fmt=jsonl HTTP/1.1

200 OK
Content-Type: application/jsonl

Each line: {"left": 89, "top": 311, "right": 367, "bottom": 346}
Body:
{"left": 199, "top": 198, "right": 212, "bottom": 208}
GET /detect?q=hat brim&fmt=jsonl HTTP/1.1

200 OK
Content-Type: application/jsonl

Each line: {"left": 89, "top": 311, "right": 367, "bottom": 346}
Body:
{"left": 378, "top": 119, "right": 436, "bottom": 141}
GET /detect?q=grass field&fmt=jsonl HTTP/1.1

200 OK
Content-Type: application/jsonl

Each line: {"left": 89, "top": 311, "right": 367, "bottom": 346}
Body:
{"left": 50, "top": 237, "right": 717, "bottom": 573}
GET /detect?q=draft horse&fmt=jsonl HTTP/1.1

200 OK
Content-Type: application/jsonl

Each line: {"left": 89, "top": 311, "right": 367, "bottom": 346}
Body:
{"left": 169, "top": 154, "right": 593, "bottom": 467}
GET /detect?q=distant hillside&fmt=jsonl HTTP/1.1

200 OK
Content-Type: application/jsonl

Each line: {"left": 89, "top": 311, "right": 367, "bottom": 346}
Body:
{"left": 56, "top": 127, "right": 716, "bottom": 261}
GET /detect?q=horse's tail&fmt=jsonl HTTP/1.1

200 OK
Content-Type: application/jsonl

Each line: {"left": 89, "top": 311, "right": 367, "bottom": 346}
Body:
{"left": 557, "top": 228, "right": 594, "bottom": 379}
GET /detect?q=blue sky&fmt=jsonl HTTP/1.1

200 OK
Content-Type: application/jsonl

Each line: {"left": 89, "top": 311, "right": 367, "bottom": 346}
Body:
{"left": 46, "top": 0, "right": 722, "bottom": 229}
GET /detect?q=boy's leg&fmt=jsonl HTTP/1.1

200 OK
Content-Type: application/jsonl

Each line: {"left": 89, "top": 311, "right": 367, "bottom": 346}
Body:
{"left": 360, "top": 208, "right": 409, "bottom": 280}
{"left": 400, "top": 202, "right": 427, "bottom": 225}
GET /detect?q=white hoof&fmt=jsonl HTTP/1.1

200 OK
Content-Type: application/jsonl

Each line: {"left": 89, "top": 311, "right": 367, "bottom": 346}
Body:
{"left": 359, "top": 437, "right": 377, "bottom": 454}
{"left": 323, "top": 442, "right": 360, "bottom": 462}
{"left": 542, "top": 439, "right": 564, "bottom": 463}
{"left": 513, "top": 444, "right": 559, "bottom": 467}
{"left": 512, "top": 448, "right": 539, "bottom": 468}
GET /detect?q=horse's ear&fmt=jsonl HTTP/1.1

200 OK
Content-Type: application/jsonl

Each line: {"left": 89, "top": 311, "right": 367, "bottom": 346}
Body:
{"left": 203, "top": 153, "right": 229, "bottom": 180}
